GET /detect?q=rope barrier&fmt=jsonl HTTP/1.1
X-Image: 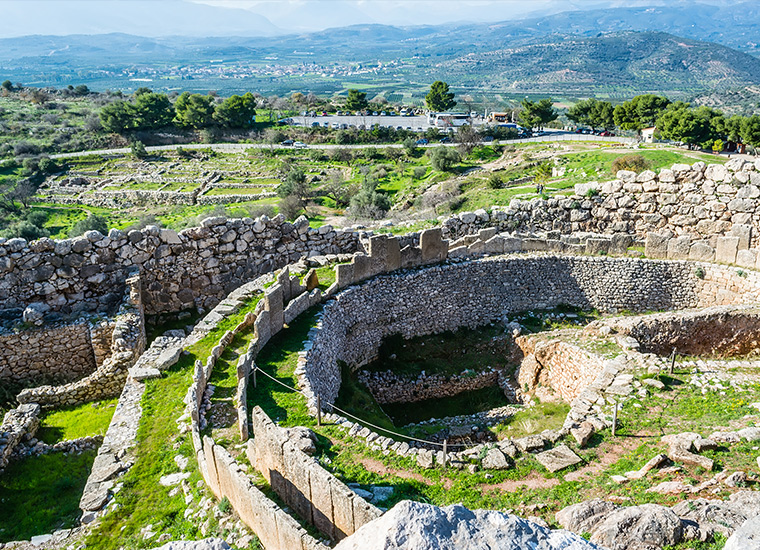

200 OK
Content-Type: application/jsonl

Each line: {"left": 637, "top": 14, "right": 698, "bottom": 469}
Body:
{"left": 251, "top": 365, "right": 468, "bottom": 449}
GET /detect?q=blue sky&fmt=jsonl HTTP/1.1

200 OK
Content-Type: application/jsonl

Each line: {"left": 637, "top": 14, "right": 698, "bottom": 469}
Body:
{"left": 0, "top": 0, "right": 742, "bottom": 37}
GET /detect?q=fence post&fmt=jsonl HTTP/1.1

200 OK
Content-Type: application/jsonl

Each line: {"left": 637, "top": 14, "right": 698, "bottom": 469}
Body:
{"left": 317, "top": 395, "right": 322, "bottom": 427}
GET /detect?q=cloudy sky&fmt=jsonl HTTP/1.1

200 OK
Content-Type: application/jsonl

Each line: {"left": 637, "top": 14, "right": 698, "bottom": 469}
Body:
{"left": 0, "top": 0, "right": 743, "bottom": 37}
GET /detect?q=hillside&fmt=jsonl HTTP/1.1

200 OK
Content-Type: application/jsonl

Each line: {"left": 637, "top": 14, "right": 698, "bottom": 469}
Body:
{"left": 2, "top": 28, "right": 759, "bottom": 99}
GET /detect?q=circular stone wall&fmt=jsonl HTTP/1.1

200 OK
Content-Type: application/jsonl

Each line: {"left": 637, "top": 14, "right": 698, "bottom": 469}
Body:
{"left": 302, "top": 255, "right": 760, "bottom": 407}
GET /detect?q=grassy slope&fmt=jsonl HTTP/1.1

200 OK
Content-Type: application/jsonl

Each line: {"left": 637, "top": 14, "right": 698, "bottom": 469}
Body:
{"left": 36, "top": 398, "right": 118, "bottom": 443}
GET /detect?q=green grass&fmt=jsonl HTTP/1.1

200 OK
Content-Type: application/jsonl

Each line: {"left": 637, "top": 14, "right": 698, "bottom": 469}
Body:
{"left": 0, "top": 450, "right": 97, "bottom": 542}
{"left": 85, "top": 297, "right": 262, "bottom": 549}
{"left": 247, "top": 308, "right": 321, "bottom": 428}
{"left": 491, "top": 401, "right": 571, "bottom": 439}
{"left": 36, "top": 398, "right": 118, "bottom": 444}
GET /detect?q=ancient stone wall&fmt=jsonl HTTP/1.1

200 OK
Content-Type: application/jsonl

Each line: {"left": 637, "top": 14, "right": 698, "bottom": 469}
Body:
{"left": 250, "top": 407, "right": 382, "bottom": 541}
{"left": 0, "top": 322, "right": 97, "bottom": 385}
{"left": 17, "top": 270, "right": 146, "bottom": 408}
{"left": 515, "top": 338, "right": 605, "bottom": 403}
{"left": 0, "top": 403, "right": 40, "bottom": 471}
{"left": 303, "top": 256, "right": 703, "bottom": 408}
{"left": 0, "top": 214, "right": 361, "bottom": 317}
{"left": 599, "top": 305, "right": 760, "bottom": 357}
{"left": 358, "top": 368, "right": 501, "bottom": 404}
{"left": 441, "top": 160, "right": 760, "bottom": 246}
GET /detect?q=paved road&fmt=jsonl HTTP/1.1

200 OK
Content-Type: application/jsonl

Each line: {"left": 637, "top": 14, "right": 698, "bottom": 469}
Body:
{"left": 50, "top": 133, "right": 636, "bottom": 160}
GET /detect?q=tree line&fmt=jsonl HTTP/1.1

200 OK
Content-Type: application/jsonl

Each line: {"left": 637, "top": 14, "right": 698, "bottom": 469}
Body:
{"left": 567, "top": 95, "right": 760, "bottom": 149}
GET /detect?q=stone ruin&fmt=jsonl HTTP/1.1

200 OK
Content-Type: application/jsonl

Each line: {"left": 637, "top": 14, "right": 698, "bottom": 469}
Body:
{"left": 5, "top": 160, "right": 760, "bottom": 548}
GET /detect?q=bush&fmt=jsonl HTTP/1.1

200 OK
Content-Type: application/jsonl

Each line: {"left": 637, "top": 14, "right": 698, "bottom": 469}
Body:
{"left": 279, "top": 195, "right": 304, "bottom": 220}
{"left": 429, "top": 146, "right": 460, "bottom": 172}
{"left": 487, "top": 173, "right": 503, "bottom": 189}
{"left": 131, "top": 140, "right": 148, "bottom": 159}
{"left": 38, "top": 158, "right": 60, "bottom": 174}
{"left": 1, "top": 221, "right": 49, "bottom": 241}
{"left": 413, "top": 166, "right": 427, "bottom": 180}
{"left": 69, "top": 214, "right": 108, "bottom": 237}
{"left": 25, "top": 210, "right": 48, "bottom": 228}
{"left": 124, "top": 214, "right": 161, "bottom": 233}
{"left": 218, "top": 496, "right": 231, "bottom": 514}
{"left": 611, "top": 154, "right": 651, "bottom": 174}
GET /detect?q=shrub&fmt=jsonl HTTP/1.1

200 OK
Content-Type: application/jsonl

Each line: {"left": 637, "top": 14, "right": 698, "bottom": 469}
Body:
{"left": 413, "top": 166, "right": 427, "bottom": 180}
{"left": 429, "top": 146, "right": 460, "bottom": 172}
{"left": 1, "top": 221, "right": 49, "bottom": 241}
{"left": 131, "top": 140, "right": 148, "bottom": 159}
{"left": 279, "top": 195, "right": 304, "bottom": 220}
{"left": 585, "top": 188, "right": 600, "bottom": 198}
{"left": 38, "top": 158, "right": 60, "bottom": 174}
{"left": 611, "top": 154, "right": 651, "bottom": 174}
{"left": 218, "top": 496, "right": 231, "bottom": 514}
{"left": 487, "top": 173, "right": 503, "bottom": 189}
{"left": 69, "top": 214, "right": 108, "bottom": 237}
{"left": 25, "top": 210, "right": 48, "bottom": 228}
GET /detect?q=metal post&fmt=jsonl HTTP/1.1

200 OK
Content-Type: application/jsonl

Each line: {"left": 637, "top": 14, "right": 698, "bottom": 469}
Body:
{"left": 442, "top": 439, "right": 448, "bottom": 469}
{"left": 612, "top": 402, "right": 618, "bottom": 437}
{"left": 670, "top": 348, "right": 676, "bottom": 375}
{"left": 252, "top": 366, "right": 257, "bottom": 388}
{"left": 317, "top": 395, "right": 322, "bottom": 427}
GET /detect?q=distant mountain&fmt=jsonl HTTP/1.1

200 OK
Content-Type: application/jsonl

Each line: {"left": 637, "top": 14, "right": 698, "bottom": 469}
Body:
{"left": 2, "top": 20, "right": 760, "bottom": 99}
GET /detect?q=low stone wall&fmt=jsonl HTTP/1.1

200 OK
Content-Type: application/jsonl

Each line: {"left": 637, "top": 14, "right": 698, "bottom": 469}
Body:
{"left": 250, "top": 407, "right": 382, "bottom": 541}
{"left": 17, "top": 271, "right": 146, "bottom": 408}
{"left": 0, "top": 403, "right": 40, "bottom": 471}
{"left": 358, "top": 368, "right": 501, "bottom": 404}
{"left": 0, "top": 214, "right": 361, "bottom": 317}
{"left": 599, "top": 305, "right": 760, "bottom": 357}
{"left": 196, "top": 192, "right": 277, "bottom": 205}
{"left": 0, "top": 321, "right": 97, "bottom": 385}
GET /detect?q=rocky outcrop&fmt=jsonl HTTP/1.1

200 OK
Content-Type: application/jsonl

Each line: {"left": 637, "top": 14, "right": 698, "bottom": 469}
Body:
{"left": 335, "top": 501, "right": 601, "bottom": 550}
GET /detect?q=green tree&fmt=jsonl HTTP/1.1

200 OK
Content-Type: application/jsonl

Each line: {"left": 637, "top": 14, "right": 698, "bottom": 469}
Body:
{"left": 345, "top": 89, "right": 368, "bottom": 113}
{"left": 133, "top": 92, "right": 174, "bottom": 130}
{"left": 174, "top": 92, "right": 215, "bottom": 129}
{"left": 712, "top": 139, "right": 724, "bottom": 154}
{"left": 348, "top": 175, "right": 391, "bottom": 219}
{"left": 213, "top": 92, "right": 257, "bottom": 129}
{"left": 567, "top": 98, "right": 614, "bottom": 131}
{"left": 425, "top": 81, "right": 456, "bottom": 112}
{"left": 1, "top": 80, "right": 13, "bottom": 92}
{"left": 724, "top": 115, "right": 745, "bottom": 143}
{"left": 100, "top": 100, "right": 135, "bottom": 133}
{"left": 741, "top": 115, "right": 760, "bottom": 148}
{"left": 613, "top": 94, "right": 670, "bottom": 133}
{"left": 519, "top": 98, "right": 558, "bottom": 131}
{"left": 429, "top": 146, "right": 460, "bottom": 172}
{"left": 656, "top": 103, "right": 717, "bottom": 148}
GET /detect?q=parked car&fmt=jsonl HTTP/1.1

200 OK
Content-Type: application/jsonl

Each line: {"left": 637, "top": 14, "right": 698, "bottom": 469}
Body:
{"left": 439, "top": 136, "right": 451, "bottom": 143}
{"left": 281, "top": 139, "right": 294, "bottom": 146}
{"left": 416, "top": 138, "right": 429, "bottom": 145}
{"left": 293, "top": 141, "right": 308, "bottom": 148}
{"left": 600, "top": 131, "right": 616, "bottom": 137}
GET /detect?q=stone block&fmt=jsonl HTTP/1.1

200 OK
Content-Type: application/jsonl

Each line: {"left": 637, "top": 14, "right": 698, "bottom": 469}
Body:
{"left": 336, "top": 262, "right": 354, "bottom": 288}
{"left": 502, "top": 237, "right": 522, "bottom": 253}
{"left": 330, "top": 478, "right": 355, "bottom": 537}
{"left": 585, "top": 238, "right": 610, "bottom": 256}
{"left": 483, "top": 236, "right": 505, "bottom": 255}
{"left": 737, "top": 249, "right": 757, "bottom": 269}
{"left": 420, "top": 227, "right": 447, "bottom": 264}
{"left": 666, "top": 237, "right": 691, "bottom": 261}
{"left": 609, "top": 234, "right": 633, "bottom": 256}
{"left": 716, "top": 236, "right": 740, "bottom": 264}
{"left": 645, "top": 233, "right": 669, "bottom": 259}
{"left": 351, "top": 254, "right": 373, "bottom": 282}
{"left": 265, "top": 284, "right": 284, "bottom": 334}
{"left": 535, "top": 444, "right": 582, "bottom": 472}
{"left": 478, "top": 227, "right": 498, "bottom": 241}
{"left": 689, "top": 242, "right": 715, "bottom": 262}
{"left": 369, "top": 234, "right": 401, "bottom": 273}
{"left": 400, "top": 245, "right": 422, "bottom": 268}
{"left": 522, "top": 238, "right": 548, "bottom": 252}
{"left": 730, "top": 224, "right": 752, "bottom": 250}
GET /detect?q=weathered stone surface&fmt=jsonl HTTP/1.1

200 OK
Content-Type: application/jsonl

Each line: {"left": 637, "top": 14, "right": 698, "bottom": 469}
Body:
{"left": 556, "top": 499, "right": 620, "bottom": 534}
{"left": 570, "top": 422, "right": 595, "bottom": 447}
{"left": 481, "top": 448, "right": 513, "bottom": 470}
{"left": 535, "top": 444, "right": 582, "bottom": 473}
{"left": 590, "top": 504, "right": 682, "bottom": 550}
{"left": 335, "top": 501, "right": 601, "bottom": 550}
{"left": 724, "top": 514, "right": 760, "bottom": 550}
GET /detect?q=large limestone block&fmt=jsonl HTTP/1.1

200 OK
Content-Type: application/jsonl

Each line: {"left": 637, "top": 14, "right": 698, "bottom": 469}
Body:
{"left": 420, "top": 228, "right": 447, "bottom": 263}
{"left": 737, "top": 249, "right": 757, "bottom": 269}
{"left": 667, "top": 236, "right": 691, "bottom": 260}
{"left": 644, "top": 233, "right": 669, "bottom": 259}
{"left": 535, "top": 444, "right": 582, "bottom": 473}
{"left": 335, "top": 501, "right": 600, "bottom": 550}
{"left": 716, "top": 236, "right": 740, "bottom": 264}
